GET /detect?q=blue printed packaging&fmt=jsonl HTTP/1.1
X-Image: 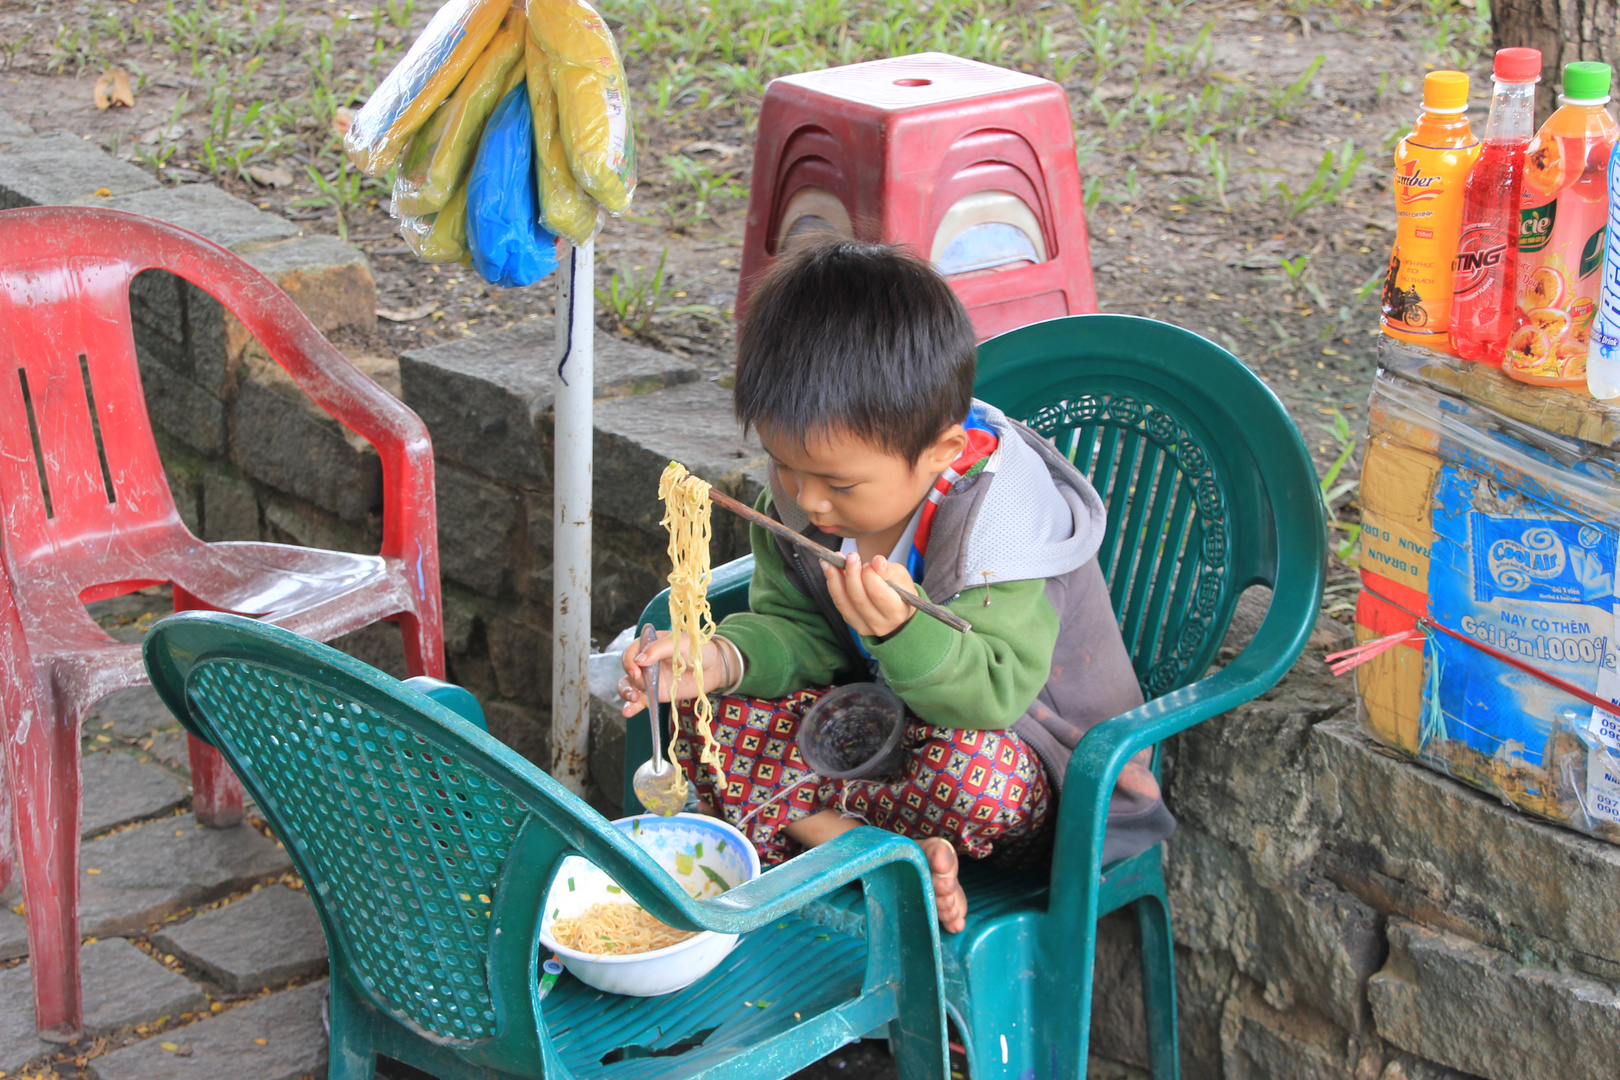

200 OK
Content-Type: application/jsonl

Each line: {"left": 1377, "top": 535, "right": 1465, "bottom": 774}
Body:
{"left": 1358, "top": 361, "right": 1620, "bottom": 844}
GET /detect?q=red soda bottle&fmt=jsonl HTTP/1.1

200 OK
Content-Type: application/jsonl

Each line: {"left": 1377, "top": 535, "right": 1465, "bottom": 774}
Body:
{"left": 1450, "top": 47, "right": 1543, "bottom": 363}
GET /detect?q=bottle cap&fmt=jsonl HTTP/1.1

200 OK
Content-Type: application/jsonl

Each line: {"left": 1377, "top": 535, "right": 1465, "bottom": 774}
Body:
{"left": 1422, "top": 71, "right": 1471, "bottom": 114}
{"left": 1562, "top": 61, "right": 1612, "bottom": 102}
{"left": 1493, "top": 47, "right": 1542, "bottom": 83}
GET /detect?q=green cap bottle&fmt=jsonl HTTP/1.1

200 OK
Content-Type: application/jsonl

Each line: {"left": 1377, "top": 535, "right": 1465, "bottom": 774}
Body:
{"left": 1562, "top": 61, "right": 1612, "bottom": 103}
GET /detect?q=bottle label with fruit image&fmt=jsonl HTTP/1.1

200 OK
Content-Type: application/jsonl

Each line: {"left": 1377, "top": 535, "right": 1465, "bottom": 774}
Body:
{"left": 1508, "top": 198, "right": 1603, "bottom": 385}
{"left": 1506, "top": 109, "right": 1615, "bottom": 387}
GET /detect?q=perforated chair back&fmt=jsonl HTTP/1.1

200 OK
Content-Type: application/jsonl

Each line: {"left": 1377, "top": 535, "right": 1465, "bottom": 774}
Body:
{"left": 193, "top": 661, "right": 519, "bottom": 1038}
{"left": 976, "top": 314, "right": 1302, "bottom": 698}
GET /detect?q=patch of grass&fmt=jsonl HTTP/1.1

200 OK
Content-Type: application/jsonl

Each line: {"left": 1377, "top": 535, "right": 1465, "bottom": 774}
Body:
{"left": 1263, "top": 56, "right": 1324, "bottom": 125}
{"left": 0, "top": 33, "right": 32, "bottom": 70}
{"left": 598, "top": 0, "right": 1375, "bottom": 244}
{"left": 47, "top": 22, "right": 109, "bottom": 74}
{"left": 1185, "top": 133, "right": 1230, "bottom": 210}
{"left": 292, "top": 158, "right": 389, "bottom": 241}
{"left": 1417, "top": 0, "right": 1491, "bottom": 69}
{"left": 658, "top": 154, "right": 747, "bottom": 233}
{"left": 596, "top": 249, "right": 724, "bottom": 337}
{"left": 1269, "top": 139, "right": 1366, "bottom": 220}
{"left": 1318, "top": 406, "right": 1361, "bottom": 564}
{"left": 604, "top": 0, "right": 1056, "bottom": 125}
{"left": 62, "top": 0, "right": 404, "bottom": 188}
{"left": 1142, "top": 21, "right": 1212, "bottom": 81}
{"left": 134, "top": 94, "right": 191, "bottom": 173}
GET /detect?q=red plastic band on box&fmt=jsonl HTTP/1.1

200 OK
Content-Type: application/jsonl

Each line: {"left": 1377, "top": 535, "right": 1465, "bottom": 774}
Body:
{"left": 1328, "top": 584, "right": 1617, "bottom": 715}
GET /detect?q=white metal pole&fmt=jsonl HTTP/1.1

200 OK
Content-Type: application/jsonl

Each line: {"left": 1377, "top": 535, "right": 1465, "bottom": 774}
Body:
{"left": 551, "top": 238, "right": 593, "bottom": 794}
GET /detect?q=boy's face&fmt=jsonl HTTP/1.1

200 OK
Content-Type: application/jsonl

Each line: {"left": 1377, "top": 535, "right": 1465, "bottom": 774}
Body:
{"left": 760, "top": 424, "right": 969, "bottom": 540}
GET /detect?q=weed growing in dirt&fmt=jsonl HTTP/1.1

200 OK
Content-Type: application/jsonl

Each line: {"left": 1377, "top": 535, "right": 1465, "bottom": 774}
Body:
{"left": 657, "top": 154, "right": 748, "bottom": 233}
{"left": 293, "top": 158, "right": 388, "bottom": 241}
{"left": 1319, "top": 406, "right": 1361, "bottom": 565}
{"left": 597, "top": 249, "right": 725, "bottom": 339}
{"left": 1269, "top": 140, "right": 1367, "bottom": 219}
{"left": 0, "top": 33, "right": 32, "bottom": 70}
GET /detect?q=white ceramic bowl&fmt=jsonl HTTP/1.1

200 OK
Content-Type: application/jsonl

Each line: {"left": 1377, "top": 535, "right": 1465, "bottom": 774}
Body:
{"left": 538, "top": 813, "right": 761, "bottom": 997}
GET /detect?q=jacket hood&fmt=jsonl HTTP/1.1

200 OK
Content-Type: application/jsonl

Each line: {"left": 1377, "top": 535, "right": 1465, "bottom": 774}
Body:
{"left": 769, "top": 399, "right": 1107, "bottom": 602}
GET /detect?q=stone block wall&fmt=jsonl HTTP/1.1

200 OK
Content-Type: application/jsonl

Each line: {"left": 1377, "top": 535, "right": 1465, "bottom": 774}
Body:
{"left": 1084, "top": 595, "right": 1620, "bottom": 1080}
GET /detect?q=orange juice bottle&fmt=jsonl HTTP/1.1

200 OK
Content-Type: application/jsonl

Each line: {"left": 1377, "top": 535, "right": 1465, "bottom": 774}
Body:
{"left": 1505, "top": 61, "right": 1618, "bottom": 387}
{"left": 1382, "top": 71, "right": 1480, "bottom": 347}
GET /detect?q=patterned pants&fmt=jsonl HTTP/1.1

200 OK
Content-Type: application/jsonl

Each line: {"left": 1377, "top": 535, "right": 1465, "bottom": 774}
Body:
{"left": 673, "top": 688, "right": 1052, "bottom": 867}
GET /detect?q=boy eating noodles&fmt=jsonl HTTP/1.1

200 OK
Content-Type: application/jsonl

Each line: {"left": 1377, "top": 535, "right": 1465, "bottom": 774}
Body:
{"left": 620, "top": 238, "right": 1174, "bottom": 932}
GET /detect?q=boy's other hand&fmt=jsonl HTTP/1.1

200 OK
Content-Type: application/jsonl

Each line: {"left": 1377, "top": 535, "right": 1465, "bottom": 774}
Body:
{"left": 825, "top": 553, "right": 917, "bottom": 639}
{"left": 618, "top": 631, "right": 729, "bottom": 717}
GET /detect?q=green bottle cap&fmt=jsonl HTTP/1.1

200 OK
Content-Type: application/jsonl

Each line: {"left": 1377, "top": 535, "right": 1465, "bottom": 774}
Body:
{"left": 1562, "top": 61, "right": 1611, "bottom": 101}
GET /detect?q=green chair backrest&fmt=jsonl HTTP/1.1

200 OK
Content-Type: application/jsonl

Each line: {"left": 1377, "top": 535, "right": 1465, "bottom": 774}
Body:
{"left": 181, "top": 658, "right": 520, "bottom": 1041}
{"left": 146, "top": 613, "right": 702, "bottom": 1061}
{"left": 976, "top": 314, "right": 1295, "bottom": 698}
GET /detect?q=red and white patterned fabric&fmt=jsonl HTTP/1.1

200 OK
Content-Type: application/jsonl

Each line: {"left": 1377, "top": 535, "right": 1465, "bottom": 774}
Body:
{"left": 673, "top": 688, "right": 1051, "bottom": 867}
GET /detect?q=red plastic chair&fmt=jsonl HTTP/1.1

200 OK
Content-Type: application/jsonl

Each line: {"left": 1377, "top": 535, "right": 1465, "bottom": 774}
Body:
{"left": 0, "top": 207, "right": 444, "bottom": 1042}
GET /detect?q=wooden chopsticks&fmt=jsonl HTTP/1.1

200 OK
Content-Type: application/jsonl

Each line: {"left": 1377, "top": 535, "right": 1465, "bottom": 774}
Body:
{"left": 707, "top": 488, "right": 973, "bottom": 634}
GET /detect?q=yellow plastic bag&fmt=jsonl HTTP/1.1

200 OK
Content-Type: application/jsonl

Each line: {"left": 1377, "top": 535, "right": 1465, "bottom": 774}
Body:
{"left": 525, "top": 30, "right": 600, "bottom": 244}
{"left": 401, "top": 181, "right": 472, "bottom": 263}
{"left": 345, "top": 0, "right": 512, "bottom": 176}
{"left": 392, "top": 9, "right": 527, "bottom": 218}
{"left": 528, "top": 0, "right": 636, "bottom": 213}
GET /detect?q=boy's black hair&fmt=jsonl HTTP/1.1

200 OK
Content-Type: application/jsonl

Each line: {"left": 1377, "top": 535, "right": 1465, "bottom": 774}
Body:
{"left": 734, "top": 238, "right": 977, "bottom": 464}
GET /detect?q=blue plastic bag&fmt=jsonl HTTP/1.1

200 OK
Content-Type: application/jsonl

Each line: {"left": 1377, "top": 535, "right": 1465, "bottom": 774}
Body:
{"left": 465, "top": 85, "right": 559, "bottom": 288}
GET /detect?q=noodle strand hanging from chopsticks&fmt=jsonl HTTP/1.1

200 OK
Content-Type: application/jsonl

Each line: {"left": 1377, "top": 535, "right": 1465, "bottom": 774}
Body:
{"left": 658, "top": 462, "right": 723, "bottom": 783}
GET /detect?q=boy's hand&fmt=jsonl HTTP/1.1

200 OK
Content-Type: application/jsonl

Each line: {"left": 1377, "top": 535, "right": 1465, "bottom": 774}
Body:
{"left": 618, "top": 631, "right": 729, "bottom": 717}
{"left": 825, "top": 553, "right": 917, "bottom": 639}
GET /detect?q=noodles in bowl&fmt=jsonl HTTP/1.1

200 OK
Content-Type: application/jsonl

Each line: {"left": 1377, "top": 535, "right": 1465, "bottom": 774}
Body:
{"left": 538, "top": 812, "right": 761, "bottom": 996}
{"left": 551, "top": 901, "right": 697, "bottom": 956}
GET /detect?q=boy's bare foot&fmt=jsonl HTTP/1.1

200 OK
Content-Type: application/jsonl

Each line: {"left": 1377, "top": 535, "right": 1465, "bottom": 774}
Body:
{"left": 918, "top": 837, "right": 967, "bottom": 934}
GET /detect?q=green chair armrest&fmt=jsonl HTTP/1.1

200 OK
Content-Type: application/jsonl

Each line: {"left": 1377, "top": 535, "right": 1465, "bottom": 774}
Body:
{"left": 1046, "top": 584, "right": 1320, "bottom": 922}
{"left": 557, "top": 824, "right": 933, "bottom": 938}
{"left": 700, "top": 827, "right": 933, "bottom": 929}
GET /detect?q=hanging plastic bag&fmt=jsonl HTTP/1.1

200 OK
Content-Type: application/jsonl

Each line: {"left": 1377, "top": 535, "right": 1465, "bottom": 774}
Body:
{"left": 465, "top": 84, "right": 560, "bottom": 288}
{"left": 401, "top": 182, "right": 472, "bottom": 264}
{"left": 345, "top": 0, "right": 512, "bottom": 176}
{"left": 525, "top": 30, "right": 599, "bottom": 245}
{"left": 528, "top": 0, "right": 636, "bottom": 213}
{"left": 392, "top": 7, "right": 527, "bottom": 217}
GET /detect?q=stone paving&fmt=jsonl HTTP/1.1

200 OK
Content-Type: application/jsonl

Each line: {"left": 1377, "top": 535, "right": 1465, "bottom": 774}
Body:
{"left": 0, "top": 686, "right": 320, "bottom": 1079}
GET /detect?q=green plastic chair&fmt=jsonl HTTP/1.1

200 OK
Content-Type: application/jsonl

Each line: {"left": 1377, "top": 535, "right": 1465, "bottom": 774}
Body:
{"left": 142, "top": 611, "right": 949, "bottom": 1080}
{"left": 625, "top": 314, "right": 1326, "bottom": 1079}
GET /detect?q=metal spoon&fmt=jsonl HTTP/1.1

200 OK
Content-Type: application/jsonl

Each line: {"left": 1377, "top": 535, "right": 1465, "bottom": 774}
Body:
{"left": 631, "top": 624, "right": 689, "bottom": 816}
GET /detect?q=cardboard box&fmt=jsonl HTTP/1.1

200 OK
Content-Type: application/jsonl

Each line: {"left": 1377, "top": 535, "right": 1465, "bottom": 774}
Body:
{"left": 1357, "top": 348, "right": 1620, "bottom": 843}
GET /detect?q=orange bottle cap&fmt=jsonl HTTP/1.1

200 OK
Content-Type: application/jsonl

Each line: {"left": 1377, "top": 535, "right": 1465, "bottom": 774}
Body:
{"left": 1422, "top": 71, "right": 1470, "bottom": 114}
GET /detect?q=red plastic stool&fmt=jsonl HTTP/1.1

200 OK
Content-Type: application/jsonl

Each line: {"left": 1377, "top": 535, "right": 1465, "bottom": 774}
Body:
{"left": 738, "top": 52, "right": 1099, "bottom": 340}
